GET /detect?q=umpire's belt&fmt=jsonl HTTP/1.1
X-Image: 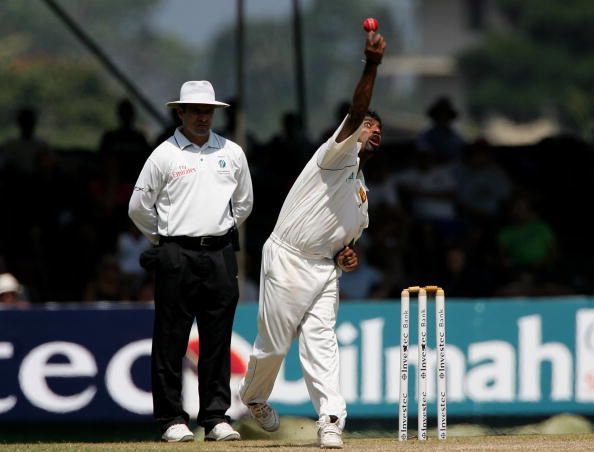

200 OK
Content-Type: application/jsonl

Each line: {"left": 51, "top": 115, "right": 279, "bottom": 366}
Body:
{"left": 160, "top": 231, "right": 231, "bottom": 251}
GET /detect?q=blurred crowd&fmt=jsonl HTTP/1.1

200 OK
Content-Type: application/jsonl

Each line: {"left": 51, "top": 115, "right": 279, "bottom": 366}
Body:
{"left": 1, "top": 96, "right": 594, "bottom": 305}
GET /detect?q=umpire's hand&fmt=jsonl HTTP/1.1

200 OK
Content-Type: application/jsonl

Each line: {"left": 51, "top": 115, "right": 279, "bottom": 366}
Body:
{"left": 335, "top": 246, "right": 359, "bottom": 272}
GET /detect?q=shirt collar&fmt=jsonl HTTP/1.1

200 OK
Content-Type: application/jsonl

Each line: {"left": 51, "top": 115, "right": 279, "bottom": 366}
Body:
{"left": 173, "top": 127, "right": 223, "bottom": 151}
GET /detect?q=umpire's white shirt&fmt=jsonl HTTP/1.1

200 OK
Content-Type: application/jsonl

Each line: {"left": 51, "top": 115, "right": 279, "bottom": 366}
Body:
{"left": 272, "top": 115, "right": 368, "bottom": 259}
{"left": 129, "top": 128, "right": 253, "bottom": 244}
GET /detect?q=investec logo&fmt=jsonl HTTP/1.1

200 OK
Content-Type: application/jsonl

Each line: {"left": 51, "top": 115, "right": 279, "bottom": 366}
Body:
{"left": 268, "top": 310, "right": 594, "bottom": 405}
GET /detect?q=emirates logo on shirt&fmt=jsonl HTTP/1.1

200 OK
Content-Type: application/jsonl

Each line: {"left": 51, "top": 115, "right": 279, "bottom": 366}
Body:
{"left": 171, "top": 165, "right": 197, "bottom": 178}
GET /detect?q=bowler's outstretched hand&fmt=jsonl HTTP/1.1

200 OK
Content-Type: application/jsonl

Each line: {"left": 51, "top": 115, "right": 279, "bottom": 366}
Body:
{"left": 364, "top": 31, "right": 386, "bottom": 65}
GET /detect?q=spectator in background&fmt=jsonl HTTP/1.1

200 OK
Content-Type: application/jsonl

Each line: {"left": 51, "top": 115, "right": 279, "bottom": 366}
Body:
{"left": 116, "top": 223, "right": 151, "bottom": 297}
{"left": 365, "top": 213, "right": 410, "bottom": 299}
{"left": 266, "top": 111, "right": 312, "bottom": 186}
{"left": 319, "top": 100, "right": 351, "bottom": 143}
{"left": 496, "top": 191, "right": 562, "bottom": 296}
{"left": 83, "top": 254, "right": 129, "bottom": 302}
{"left": 498, "top": 192, "right": 556, "bottom": 271}
{"left": 240, "top": 276, "right": 259, "bottom": 303}
{"left": 99, "top": 99, "right": 150, "bottom": 184}
{"left": 246, "top": 112, "right": 309, "bottom": 270}
{"left": 153, "top": 107, "right": 182, "bottom": 148}
{"left": 24, "top": 147, "right": 75, "bottom": 301}
{"left": 365, "top": 160, "right": 401, "bottom": 210}
{"left": 388, "top": 147, "right": 461, "bottom": 284}
{"left": 394, "top": 148, "right": 461, "bottom": 241}
{"left": 86, "top": 152, "right": 134, "bottom": 252}
{"left": 339, "top": 239, "right": 383, "bottom": 300}
{"left": 0, "top": 107, "right": 50, "bottom": 176}
{"left": 417, "top": 96, "right": 465, "bottom": 164}
{"left": 361, "top": 159, "right": 411, "bottom": 298}
{"left": 216, "top": 97, "right": 262, "bottom": 157}
{"left": 0, "top": 273, "right": 29, "bottom": 308}
{"left": 0, "top": 108, "right": 54, "bottom": 302}
{"left": 237, "top": 252, "right": 259, "bottom": 303}
{"left": 438, "top": 245, "right": 495, "bottom": 297}
{"left": 135, "top": 273, "right": 155, "bottom": 302}
{"left": 455, "top": 138, "right": 512, "bottom": 226}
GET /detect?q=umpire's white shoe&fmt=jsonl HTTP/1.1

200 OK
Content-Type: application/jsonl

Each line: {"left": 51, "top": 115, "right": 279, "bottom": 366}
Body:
{"left": 248, "top": 402, "right": 280, "bottom": 432}
{"left": 317, "top": 415, "right": 344, "bottom": 449}
{"left": 161, "top": 423, "right": 194, "bottom": 442}
{"left": 204, "top": 422, "right": 241, "bottom": 441}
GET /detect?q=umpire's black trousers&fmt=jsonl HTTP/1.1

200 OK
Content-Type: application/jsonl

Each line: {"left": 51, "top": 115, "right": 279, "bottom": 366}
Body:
{"left": 151, "top": 239, "right": 239, "bottom": 433}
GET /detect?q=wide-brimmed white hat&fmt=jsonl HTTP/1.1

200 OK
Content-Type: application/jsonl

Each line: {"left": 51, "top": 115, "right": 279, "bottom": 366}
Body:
{"left": 0, "top": 273, "right": 20, "bottom": 295}
{"left": 166, "top": 81, "right": 229, "bottom": 108}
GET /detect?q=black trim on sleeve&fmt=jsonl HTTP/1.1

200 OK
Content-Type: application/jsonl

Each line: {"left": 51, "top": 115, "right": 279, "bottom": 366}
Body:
{"left": 316, "top": 162, "right": 357, "bottom": 171}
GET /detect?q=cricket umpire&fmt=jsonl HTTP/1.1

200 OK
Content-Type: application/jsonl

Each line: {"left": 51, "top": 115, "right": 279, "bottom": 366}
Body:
{"left": 129, "top": 80, "right": 253, "bottom": 442}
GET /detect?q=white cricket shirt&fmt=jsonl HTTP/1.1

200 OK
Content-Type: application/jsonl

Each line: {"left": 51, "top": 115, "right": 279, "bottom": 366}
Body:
{"left": 272, "top": 116, "right": 369, "bottom": 259}
{"left": 129, "top": 128, "right": 253, "bottom": 244}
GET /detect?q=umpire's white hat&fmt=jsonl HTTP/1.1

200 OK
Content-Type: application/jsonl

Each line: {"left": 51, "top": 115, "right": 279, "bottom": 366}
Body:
{"left": 0, "top": 273, "right": 20, "bottom": 295}
{"left": 166, "top": 81, "right": 229, "bottom": 108}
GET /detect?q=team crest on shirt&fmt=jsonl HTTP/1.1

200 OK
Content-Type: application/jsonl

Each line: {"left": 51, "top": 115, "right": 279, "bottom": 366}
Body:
{"left": 358, "top": 186, "right": 367, "bottom": 203}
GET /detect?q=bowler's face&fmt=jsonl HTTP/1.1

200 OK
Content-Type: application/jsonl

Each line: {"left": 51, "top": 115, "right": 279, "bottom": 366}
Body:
{"left": 177, "top": 104, "right": 214, "bottom": 139}
{"left": 358, "top": 116, "right": 382, "bottom": 152}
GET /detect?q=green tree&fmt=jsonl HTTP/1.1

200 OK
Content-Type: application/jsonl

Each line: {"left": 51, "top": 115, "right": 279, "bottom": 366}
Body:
{"left": 458, "top": 0, "right": 594, "bottom": 135}
{"left": 0, "top": 0, "right": 199, "bottom": 148}
{"left": 207, "top": 0, "right": 397, "bottom": 142}
{"left": 0, "top": 54, "right": 116, "bottom": 147}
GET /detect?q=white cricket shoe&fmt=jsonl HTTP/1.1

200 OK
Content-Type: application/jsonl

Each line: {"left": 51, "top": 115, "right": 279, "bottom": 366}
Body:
{"left": 248, "top": 402, "right": 280, "bottom": 432}
{"left": 317, "top": 415, "right": 343, "bottom": 449}
{"left": 204, "top": 422, "right": 241, "bottom": 441}
{"left": 161, "top": 423, "right": 194, "bottom": 442}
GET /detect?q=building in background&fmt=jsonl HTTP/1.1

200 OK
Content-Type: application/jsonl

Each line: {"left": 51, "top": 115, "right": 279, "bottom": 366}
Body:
{"left": 382, "top": 0, "right": 505, "bottom": 138}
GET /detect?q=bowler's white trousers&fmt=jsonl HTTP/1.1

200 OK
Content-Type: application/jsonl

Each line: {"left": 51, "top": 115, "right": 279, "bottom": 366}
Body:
{"left": 239, "top": 234, "right": 347, "bottom": 427}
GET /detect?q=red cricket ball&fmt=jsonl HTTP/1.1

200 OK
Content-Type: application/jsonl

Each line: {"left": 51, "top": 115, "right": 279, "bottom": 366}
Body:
{"left": 363, "top": 17, "right": 379, "bottom": 32}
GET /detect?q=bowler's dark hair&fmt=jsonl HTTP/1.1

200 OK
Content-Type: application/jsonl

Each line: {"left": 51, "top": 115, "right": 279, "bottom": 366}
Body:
{"left": 366, "top": 110, "right": 382, "bottom": 128}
